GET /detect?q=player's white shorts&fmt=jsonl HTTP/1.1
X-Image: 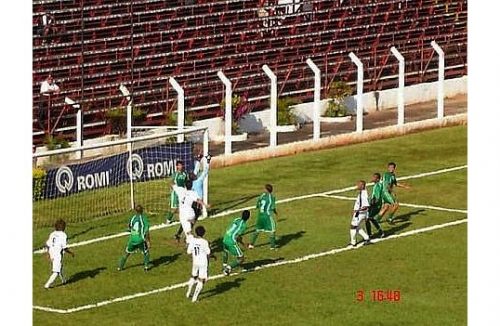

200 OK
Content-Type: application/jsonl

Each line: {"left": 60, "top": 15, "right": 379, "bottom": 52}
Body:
{"left": 49, "top": 252, "right": 63, "bottom": 273}
{"left": 351, "top": 211, "right": 368, "bottom": 227}
{"left": 192, "top": 263, "right": 208, "bottom": 280}
{"left": 180, "top": 218, "right": 193, "bottom": 235}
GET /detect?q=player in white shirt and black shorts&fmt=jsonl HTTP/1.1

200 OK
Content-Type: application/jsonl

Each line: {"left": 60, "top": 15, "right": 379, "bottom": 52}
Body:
{"left": 171, "top": 180, "right": 207, "bottom": 243}
{"left": 186, "top": 226, "right": 215, "bottom": 302}
{"left": 349, "top": 180, "right": 373, "bottom": 247}
{"left": 44, "top": 219, "right": 74, "bottom": 289}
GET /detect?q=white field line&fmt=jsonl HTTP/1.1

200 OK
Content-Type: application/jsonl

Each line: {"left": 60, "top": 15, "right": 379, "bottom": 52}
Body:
{"left": 33, "top": 165, "right": 467, "bottom": 254}
{"left": 33, "top": 218, "right": 468, "bottom": 314}
{"left": 321, "top": 194, "right": 468, "bottom": 214}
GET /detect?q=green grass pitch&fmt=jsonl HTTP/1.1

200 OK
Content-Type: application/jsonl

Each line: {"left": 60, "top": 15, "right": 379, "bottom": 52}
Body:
{"left": 33, "top": 125, "right": 467, "bottom": 325}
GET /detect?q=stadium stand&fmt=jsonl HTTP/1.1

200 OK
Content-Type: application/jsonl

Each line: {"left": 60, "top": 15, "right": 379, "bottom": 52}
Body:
{"left": 32, "top": 0, "right": 467, "bottom": 144}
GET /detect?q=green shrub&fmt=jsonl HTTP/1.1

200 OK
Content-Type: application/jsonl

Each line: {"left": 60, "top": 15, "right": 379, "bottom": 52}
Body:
{"left": 33, "top": 167, "right": 47, "bottom": 201}
{"left": 324, "top": 81, "right": 352, "bottom": 117}
{"left": 277, "top": 97, "right": 301, "bottom": 126}
{"left": 44, "top": 135, "right": 70, "bottom": 151}
{"left": 106, "top": 106, "right": 146, "bottom": 135}
{"left": 164, "top": 111, "right": 194, "bottom": 127}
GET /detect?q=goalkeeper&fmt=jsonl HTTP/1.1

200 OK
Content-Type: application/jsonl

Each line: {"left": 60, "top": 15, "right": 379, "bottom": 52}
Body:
{"left": 191, "top": 154, "right": 211, "bottom": 219}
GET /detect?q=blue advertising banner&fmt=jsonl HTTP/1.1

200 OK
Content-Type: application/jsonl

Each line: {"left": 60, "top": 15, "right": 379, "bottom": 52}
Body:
{"left": 41, "top": 142, "right": 194, "bottom": 199}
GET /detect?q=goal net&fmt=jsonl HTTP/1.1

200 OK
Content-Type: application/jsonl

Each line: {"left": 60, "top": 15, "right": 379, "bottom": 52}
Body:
{"left": 32, "top": 127, "right": 208, "bottom": 229}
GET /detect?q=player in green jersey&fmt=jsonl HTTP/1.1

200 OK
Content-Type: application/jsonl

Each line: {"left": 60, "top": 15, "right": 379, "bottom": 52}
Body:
{"left": 366, "top": 173, "right": 385, "bottom": 238}
{"left": 381, "top": 162, "right": 410, "bottom": 224}
{"left": 118, "top": 205, "right": 151, "bottom": 271}
{"left": 248, "top": 184, "right": 278, "bottom": 250}
{"left": 222, "top": 210, "right": 251, "bottom": 276}
{"left": 166, "top": 160, "right": 189, "bottom": 224}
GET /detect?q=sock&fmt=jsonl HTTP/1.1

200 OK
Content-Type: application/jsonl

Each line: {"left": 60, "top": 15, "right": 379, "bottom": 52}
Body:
{"left": 143, "top": 251, "right": 150, "bottom": 267}
{"left": 358, "top": 228, "right": 370, "bottom": 241}
{"left": 44, "top": 272, "right": 58, "bottom": 288}
{"left": 349, "top": 229, "right": 357, "bottom": 245}
{"left": 270, "top": 233, "right": 276, "bottom": 248}
{"left": 166, "top": 211, "right": 174, "bottom": 222}
{"left": 229, "top": 259, "right": 240, "bottom": 269}
{"left": 387, "top": 212, "right": 395, "bottom": 221}
{"left": 192, "top": 280, "right": 204, "bottom": 302}
{"left": 222, "top": 251, "right": 228, "bottom": 265}
{"left": 365, "top": 220, "right": 372, "bottom": 236}
{"left": 175, "top": 225, "right": 183, "bottom": 237}
{"left": 119, "top": 254, "right": 129, "bottom": 269}
{"left": 372, "top": 218, "right": 383, "bottom": 232}
{"left": 59, "top": 272, "right": 66, "bottom": 284}
{"left": 186, "top": 277, "right": 195, "bottom": 298}
{"left": 250, "top": 231, "right": 259, "bottom": 245}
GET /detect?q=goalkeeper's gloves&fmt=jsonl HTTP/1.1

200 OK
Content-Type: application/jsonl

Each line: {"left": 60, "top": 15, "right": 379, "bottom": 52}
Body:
{"left": 205, "top": 153, "right": 212, "bottom": 164}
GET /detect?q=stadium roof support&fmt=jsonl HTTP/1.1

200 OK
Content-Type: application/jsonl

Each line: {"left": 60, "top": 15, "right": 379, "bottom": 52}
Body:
{"left": 262, "top": 64, "right": 277, "bottom": 148}
{"left": 431, "top": 41, "right": 445, "bottom": 119}
{"left": 306, "top": 58, "right": 321, "bottom": 141}
{"left": 217, "top": 70, "right": 232, "bottom": 155}
{"left": 348, "top": 52, "right": 364, "bottom": 133}
{"left": 168, "top": 77, "right": 185, "bottom": 143}
{"left": 390, "top": 47, "right": 406, "bottom": 126}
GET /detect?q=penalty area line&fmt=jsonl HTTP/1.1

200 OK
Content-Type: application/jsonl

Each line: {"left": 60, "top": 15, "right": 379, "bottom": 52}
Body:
{"left": 33, "top": 218, "right": 467, "bottom": 314}
{"left": 33, "top": 164, "right": 467, "bottom": 254}
{"left": 321, "top": 194, "right": 468, "bottom": 214}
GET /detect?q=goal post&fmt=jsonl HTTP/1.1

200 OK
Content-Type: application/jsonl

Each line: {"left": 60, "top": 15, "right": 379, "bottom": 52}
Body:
{"left": 32, "top": 126, "right": 209, "bottom": 228}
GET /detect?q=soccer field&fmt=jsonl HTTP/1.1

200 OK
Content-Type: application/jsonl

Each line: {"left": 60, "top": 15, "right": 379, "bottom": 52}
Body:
{"left": 33, "top": 125, "right": 467, "bottom": 325}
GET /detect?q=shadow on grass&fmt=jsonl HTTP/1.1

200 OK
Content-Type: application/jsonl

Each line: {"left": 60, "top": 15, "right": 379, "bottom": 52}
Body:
{"left": 129, "top": 253, "right": 181, "bottom": 270}
{"left": 242, "top": 257, "right": 285, "bottom": 271}
{"left": 66, "top": 267, "right": 106, "bottom": 285}
{"left": 393, "top": 209, "right": 426, "bottom": 222}
{"left": 201, "top": 277, "right": 245, "bottom": 299}
{"left": 209, "top": 194, "right": 259, "bottom": 215}
{"left": 384, "top": 222, "right": 412, "bottom": 237}
{"left": 255, "top": 230, "right": 306, "bottom": 248}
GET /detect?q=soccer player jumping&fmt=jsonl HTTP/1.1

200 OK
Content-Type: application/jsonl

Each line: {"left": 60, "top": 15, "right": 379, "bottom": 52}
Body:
{"left": 380, "top": 162, "right": 410, "bottom": 224}
{"left": 248, "top": 184, "right": 278, "bottom": 250}
{"left": 118, "top": 205, "right": 151, "bottom": 271}
{"left": 166, "top": 160, "right": 188, "bottom": 224}
{"left": 222, "top": 210, "right": 251, "bottom": 276}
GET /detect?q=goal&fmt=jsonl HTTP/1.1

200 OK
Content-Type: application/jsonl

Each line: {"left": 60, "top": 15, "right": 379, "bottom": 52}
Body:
{"left": 32, "top": 126, "right": 209, "bottom": 228}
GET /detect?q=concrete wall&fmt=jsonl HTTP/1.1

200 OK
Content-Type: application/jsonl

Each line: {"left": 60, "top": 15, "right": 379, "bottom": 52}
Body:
{"left": 192, "top": 76, "right": 467, "bottom": 135}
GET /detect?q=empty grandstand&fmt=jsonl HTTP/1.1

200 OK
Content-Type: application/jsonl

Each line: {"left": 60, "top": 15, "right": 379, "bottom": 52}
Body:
{"left": 32, "top": 0, "right": 467, "bottom": 144}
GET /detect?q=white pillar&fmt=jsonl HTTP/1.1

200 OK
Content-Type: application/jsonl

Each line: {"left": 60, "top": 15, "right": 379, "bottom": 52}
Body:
{"left": 306, "top": 58, "right": 321, "bottom": 141}
{"left": 349, "top": 52, "right": 364, "bottom": 133}
{"left": 169, "top": 77, "right": 185, "bottom": 142}
{"left": 126, "top": 101, "right": 134, "bottom": 209}
{"left": 217, "top": 70, "right": 232, "bottom": 155}
{"left": 76, "top": 109, "right": 83, "bottom": 159}
{"left": 262, "top": 64, "right": 277, "bottom": 147}
{"left": 390, "top": 46, "right": 405, "bottom": 126}
{"left": 431, "top": 41, "right": 445, "bottom": 119}
{"left": 202, "top": 128, "right": 209, "bottom": 205}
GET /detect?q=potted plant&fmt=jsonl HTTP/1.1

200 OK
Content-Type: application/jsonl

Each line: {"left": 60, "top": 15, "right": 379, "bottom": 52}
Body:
{"left": 106, "top": 106, "right": 146, "bottom": 136}
{"left": 321, "top": 81, "right": 353, "bottom": 123}
{"left": 276, "top": 96, "right": 301, "bottom": 132}
{"left": 219, "top": 94, "right": 251, "bottom": 141}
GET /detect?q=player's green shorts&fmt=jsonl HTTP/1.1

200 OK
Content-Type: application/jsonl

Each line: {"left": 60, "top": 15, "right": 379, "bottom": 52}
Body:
{"left": 125, "top": 240, "right": 148, "bottom": 254}
{"left": 223, "top": 241, "right": 243, "bottom": 257}
{"left": 170, "top": 192, "right": 179, "bottom": 209}
{"left": 255, "top": 213, "right": 276, "bottom": 233}
{"left": 381, "top": 191, "right": 396, "bottom": 205}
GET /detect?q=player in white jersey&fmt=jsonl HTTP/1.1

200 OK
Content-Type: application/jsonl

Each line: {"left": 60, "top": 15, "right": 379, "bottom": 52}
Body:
{"left": 349, "top": 180, "right": 373, "bottom": 247}
{"left": 44, "top": 219, "right": 74, "bottom": 289}
{"left": 186, "top": 226, "right": 215, "bottom": 302}
{"left": 172, "top": 180, "right": 207, "bottom": 243}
